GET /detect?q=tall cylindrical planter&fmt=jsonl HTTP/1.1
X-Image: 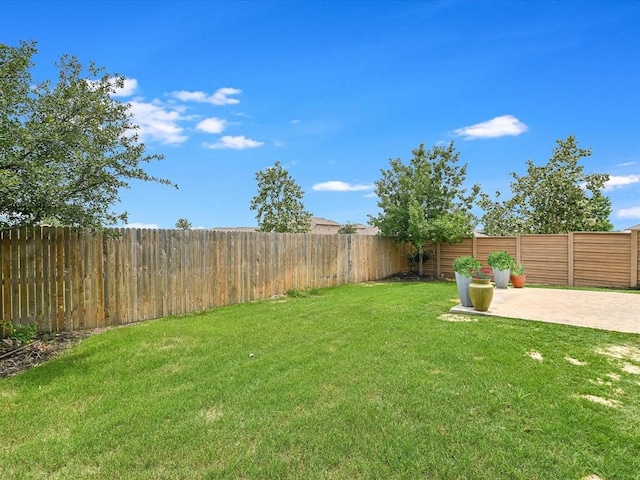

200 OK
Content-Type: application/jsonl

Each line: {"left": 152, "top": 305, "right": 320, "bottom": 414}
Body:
{"left": 469, "top": 279, "right": 494, "bottom": 312}
{"left": 492, "top": 268, "right": 510, "bottom": 289}
{"left": 454, "top": 272, "right": 473, "bottom": 307}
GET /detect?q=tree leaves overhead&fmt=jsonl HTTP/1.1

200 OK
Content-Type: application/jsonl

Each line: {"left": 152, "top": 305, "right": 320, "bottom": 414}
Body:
{"left": 369, "top": 142, "right": 479, "bottom": 274}
{"left": 250, "top": 161, "right": 312, "bottom": 233}
{"left": 478, "top": 135, "right": 613, "bottom": 235}
{"left": 0, "top": 40, "right": 175, "bottom": 228}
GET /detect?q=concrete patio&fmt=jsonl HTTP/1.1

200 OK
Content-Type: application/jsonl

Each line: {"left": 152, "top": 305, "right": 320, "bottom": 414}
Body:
{"left": 450, "top": 287, "right": 640, "bottom": 334}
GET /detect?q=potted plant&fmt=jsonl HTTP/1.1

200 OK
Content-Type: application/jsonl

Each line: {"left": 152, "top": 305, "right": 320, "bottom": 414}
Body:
{"left": 487, "top": 250, "right": 515, "bottom": 289}
{"left": 452, "top": 256, "right": 481, "bottom": 307}
{"left": 510, "top": 263, "right": 526, "bottom": 288}
{"left": 468, "top": 267, "right": 494, "bottom": 311}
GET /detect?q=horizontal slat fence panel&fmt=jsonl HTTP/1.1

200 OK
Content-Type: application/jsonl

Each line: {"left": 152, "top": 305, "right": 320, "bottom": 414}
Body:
{"left": 475, "top": 237, "right": 517, "bottom": 267}
{"left": 573, "top": 233, "right": 631, "bottom": 287}
{"left": 519, "top": 235, "right": 569, "bottom": 286}
{"left": 1, "top": 228, "right": 409, "bottom": 334}
{"left": 436, "top": 231, "right": 639, "bottom": 288}
{"left": 438, "top": 239, "right": 473, "bottom": 278}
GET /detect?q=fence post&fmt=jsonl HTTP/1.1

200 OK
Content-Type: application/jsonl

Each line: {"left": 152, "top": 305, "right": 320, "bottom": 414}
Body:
{"left": 631, "top": 230, "right": 638, "bottom": 287}
{"left": 515, "top": 234, "right": 522, "bottom": 264}
{"left": 568, "top": 232, "right": 574, "bottom": 287}
{"left": 347, "top": 234, "right": 354, "bottom": 284}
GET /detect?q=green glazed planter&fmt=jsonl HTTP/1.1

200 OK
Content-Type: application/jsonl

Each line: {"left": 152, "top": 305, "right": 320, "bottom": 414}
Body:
{"left": 469, "top": 278, "right": 494, "bottom": 312}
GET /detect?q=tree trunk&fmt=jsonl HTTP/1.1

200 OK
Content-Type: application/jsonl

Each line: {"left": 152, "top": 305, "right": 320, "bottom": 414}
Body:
{"left": 418, "top": 250, "right": 424, "bottom": 276}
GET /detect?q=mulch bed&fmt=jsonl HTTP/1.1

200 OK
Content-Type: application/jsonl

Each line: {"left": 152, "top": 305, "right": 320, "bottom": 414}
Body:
{"left": 384, "top": 272, "right": 444, "bottom": 282}
{"left": 0, "top": 331, "right": 94, "bottom": 378}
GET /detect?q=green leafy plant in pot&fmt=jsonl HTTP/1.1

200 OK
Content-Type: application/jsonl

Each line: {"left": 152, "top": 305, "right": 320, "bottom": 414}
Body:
{"left": 487, "top": 250, "right": 515, "bottom": 289}
{"left": 453, "top": 256, "right": 482, "bottom": 307}
{"left": 510, "top": 263, "right": 526, "bottom": 288}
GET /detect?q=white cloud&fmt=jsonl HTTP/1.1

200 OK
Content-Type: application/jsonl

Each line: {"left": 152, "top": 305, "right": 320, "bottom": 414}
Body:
{"left": 172, "top": 87, "right": 241, "bottom": 105}
{"left": 196, "top": 117, "right": 227, "bottom": 134}
{"left": 128, "top": 100, "right": 187, "bottom": 144}
{"left": 617, "top": 161, "right": 636, "bottom": 167}
{"left": 617, "top": 207, "right": 640, "bottom": 219}
{"left": 605, "top": 174, "right": 640, "bottom": 190}
{"left": 453, "top": 115, "right": 528, "bottom": 139}
{"left": 123, "top": 223, "right": 160, "bottom": 229}
{"left": 211, "top": 87, "right": 241, "bottom": 105}
{"left": 291, "top": 119, "right": 301, "bottom": 124}
{"left": 203, "top": 135, "right": 264, "bottom": 150}
{"left": 312, "top": 181, "right": 374, "bottom": 192}
{"left": 112, "top": 78, "right": 139, "bottom": 97}
{"left": 273, "top": 140, "right": 285, "bottom": 147}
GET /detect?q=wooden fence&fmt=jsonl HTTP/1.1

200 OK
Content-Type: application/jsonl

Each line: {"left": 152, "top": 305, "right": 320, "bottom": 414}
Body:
{"left": 3, "top": 227, "right": 638, "bottom": 335}
{"left": 420, "top": 231, "right": 640, "bottom": 288}
{"left": 0, "top": 228, "right": 410, "bottom": 333}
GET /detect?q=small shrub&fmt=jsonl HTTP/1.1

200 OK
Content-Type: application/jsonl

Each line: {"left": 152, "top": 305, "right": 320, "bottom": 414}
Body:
{"left": 487, "top": 251, "right": 515, "bottom": 270}
{"left": 286, "top": 288, "right": 321, "bottom": 298}
{"left": 452, "top": 256, "right": 482, "bottom": 276}
{"left": 2, "top": 321, "right": 38, "bottom": 345}
{"left": 512, "top": 263, "right": 526, "bottom": 275}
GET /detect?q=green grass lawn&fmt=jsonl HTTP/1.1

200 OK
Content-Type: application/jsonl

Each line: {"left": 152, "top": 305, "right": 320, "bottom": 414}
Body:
{"left": 2, "top": 282, "right": 640, "bottom": 479}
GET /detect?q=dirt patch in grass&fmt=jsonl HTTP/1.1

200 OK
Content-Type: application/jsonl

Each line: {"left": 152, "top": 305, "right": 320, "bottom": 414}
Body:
{"left": 622, "top": 363, "right": 640, "bottom": 375}
{"left": 595, "top": 345, "right": 640, "bottom": 362}
{"left": 199, "top": 406, "right": 224, "bottom": 423}
{"left": 438, "top": 313, "right": 477, "bottom": 323}
{"left": 575, "top": 394, "right": 621, "bottom": 408}
{"left": 595, "top": 344, "right": 640, "bottom": 377}
{"left": 565, "top": 357, "right": 587, "bottom": 366}
{"left": 526, "top": 351, "right": 543, "bottom": 362}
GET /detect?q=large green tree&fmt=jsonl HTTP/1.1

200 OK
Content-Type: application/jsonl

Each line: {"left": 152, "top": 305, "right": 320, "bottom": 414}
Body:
{"left": 250, "top": 161, "right": 312, "bottom": 233}
{"left": 478, "top": 135, "right": 613, "bottom": 235}
{"left": 0, "top": 40, "right": 174, "bottom": 228}
{"left": 369, "top": 142, "right": 480, "bottom": 275}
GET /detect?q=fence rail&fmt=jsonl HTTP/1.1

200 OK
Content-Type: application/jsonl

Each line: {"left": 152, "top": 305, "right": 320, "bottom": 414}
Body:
{"left": 0, "top": 228, "right": 410, "bottom": 333}
{"left": 421, "top": 231, "right": 639, "bottom": 288}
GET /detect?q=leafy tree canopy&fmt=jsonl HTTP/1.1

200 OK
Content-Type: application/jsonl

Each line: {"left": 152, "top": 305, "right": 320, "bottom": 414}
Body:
{"left": 0, "top": 40, "right": 175, "bottom": 228}
{"left": 478, "top": 135, "right": 612, "bottom": 235}
{"left": 175, "top": 218, "right": 192, "bottom": 230}
{"left": 369, "top": 141, "right": 480, "bottom": 274}
{"left": 250, "top": 161, "right": 312, "bottom": 233}
{"left": 338, "top": 222, "right": 358, "bottom": 234}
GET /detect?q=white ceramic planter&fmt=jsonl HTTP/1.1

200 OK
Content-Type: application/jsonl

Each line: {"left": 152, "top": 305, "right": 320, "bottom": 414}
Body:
{"left": 455, "top": 272, "right": 473, "bottom": 307}
{"left": 492, "top": 268, "right": 510, "bottom": 289}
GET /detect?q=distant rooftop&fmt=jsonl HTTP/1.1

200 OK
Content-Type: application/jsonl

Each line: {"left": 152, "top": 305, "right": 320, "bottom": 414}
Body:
{"left": 210, "top": 218, "right": 379, "bottom": 234}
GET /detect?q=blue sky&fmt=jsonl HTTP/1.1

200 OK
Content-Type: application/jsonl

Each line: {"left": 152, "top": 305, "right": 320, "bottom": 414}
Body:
{"left": 3, "top": 0, "right": 640, "bottom": 230}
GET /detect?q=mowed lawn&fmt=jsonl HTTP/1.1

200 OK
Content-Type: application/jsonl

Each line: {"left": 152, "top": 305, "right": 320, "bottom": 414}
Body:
{"left": 2, "top": 282, "right": 640, "bottom": 479}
